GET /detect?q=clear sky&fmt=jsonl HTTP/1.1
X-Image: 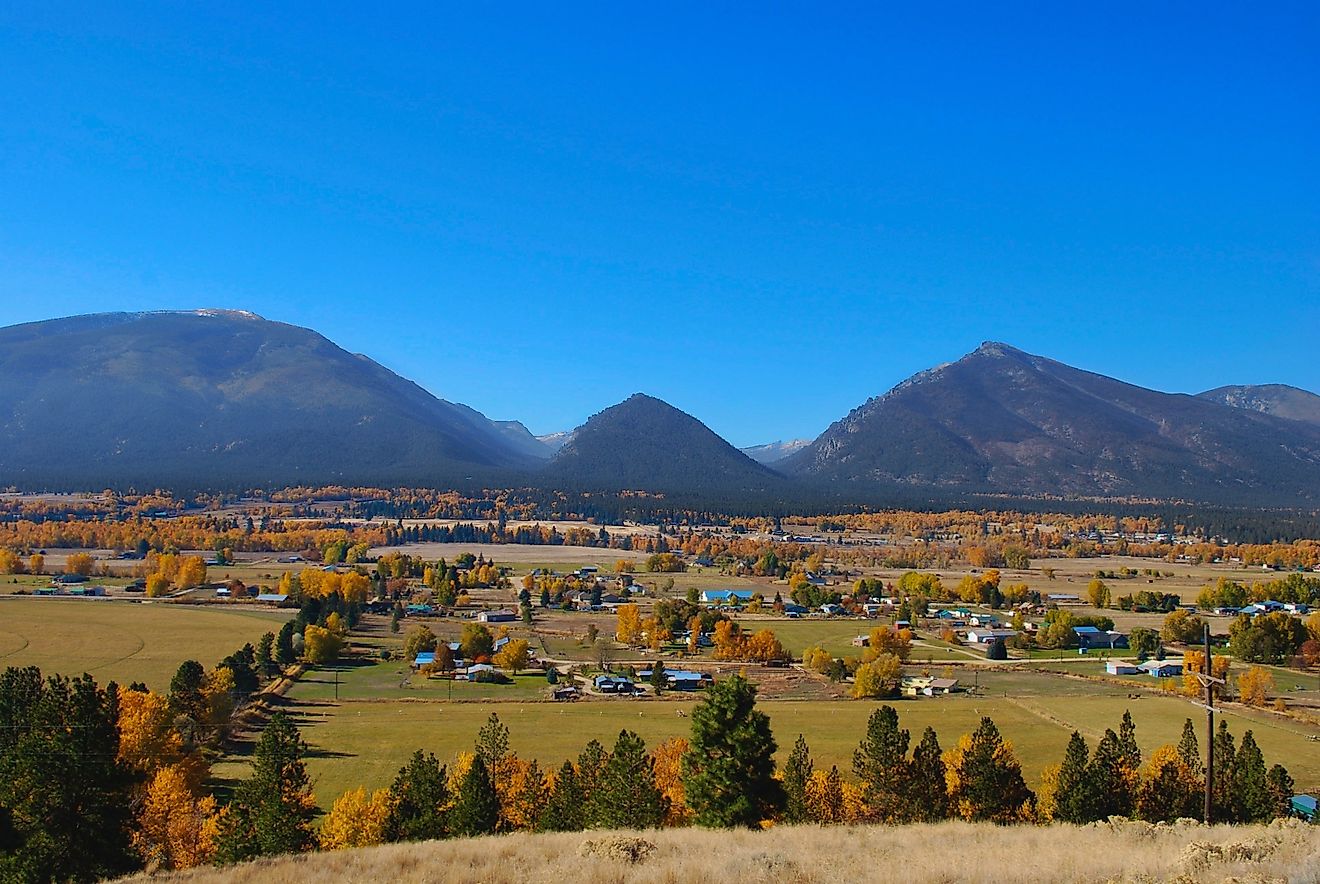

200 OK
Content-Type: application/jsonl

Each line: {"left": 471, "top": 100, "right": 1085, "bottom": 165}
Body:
{"left": 2, "top": 4, "right": 1317, "bottom": 446}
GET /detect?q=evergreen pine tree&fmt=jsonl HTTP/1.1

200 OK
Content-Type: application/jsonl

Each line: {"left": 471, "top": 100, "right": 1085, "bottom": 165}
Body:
{"left": 1177, "top": 718, "right": 1202, "bottom": 777}
{"left": 907, "top": 726, "right": 949, "bottom": 822}
{"left": 276, "top": 621, "right": 296, "bottom": 664}
{"left": 1265, "top": 763, "right": 1294, "bottom": 821}
{"left": 475, "top": 713, "right": 510, "bottom": 772}
{"left": 1230, "top": 731, "right": 1273, "bottom": 823}
{"left": 383, "top": 750, "right": 449, "bottom": 842}
{"left": 167, "top": 659, "right": 207, "bottom": 721}
{"left": 214, "top": 712, "right": 315, "bottom": 862}
{"left": 683, "top": 673, "right": 785, "bottom": 828}
{"left": 595, "top": 730, "right": 667, "bottom": 829}
{"left": 947, "top": 717, "right": 1034, "bottom": 823}
{"left": 256, "top": 632, "right": 276, "bottom": 678}
{"left": 1085, "top": 729, "right": 1133, "bottom": 820}
{"left": 0, "top": 670, "right": 136, "bottom": 883}
{"left": 782, "top": 735, "right": 814, "bottom": 824}
{"left": 649, "top": 661, "right": 667, "bottom": 694}
{"left": 1117, "top": 710, "right": 1142, "bottom": 771}
{"left": 1211, "top": 720, "right": 1237, "bottom": 822}
{"left": 851, "top": 705, "right": 912, "bottom": 822}
{"left": 1053, "top": 731, "right": 1093, "bottom": 823}
{"left": 575, "top": 739, "right": 610, "bottom": 827}
{"left": 449, "top": 756, "right": 499, "bottom": 837}
{"left": 538, "top": 761, "right": 584, "bottom": 832}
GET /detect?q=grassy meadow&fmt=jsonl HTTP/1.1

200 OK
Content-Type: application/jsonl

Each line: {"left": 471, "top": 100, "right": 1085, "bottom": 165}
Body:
{"left": 214, "top": 662, "right": 1320, "bottom": 810}
{"left": 0, "top": 598, "right": 291, "bottom": 690}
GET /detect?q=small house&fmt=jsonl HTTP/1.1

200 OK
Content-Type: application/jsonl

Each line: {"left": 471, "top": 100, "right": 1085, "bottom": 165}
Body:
{"left": 412, "top": 652, "right": 436, "bottom": 669}
{"left": 1138, "top": 660, "right": 1183, "bottom": 678}
{"left": 594, "top": 675, "right": 636, "bottom": 694}
{"left": 851, "top": 635, "right": 870, "bottom": 648}
{"left": 1074, "top": 626, "right": 1129, "bottom": 650}
{"left": 1106, "top": 661, "right": 1141, "bottom": 675}
{"left": 1290, "top": 794, "right": 1317, "bottom": 822}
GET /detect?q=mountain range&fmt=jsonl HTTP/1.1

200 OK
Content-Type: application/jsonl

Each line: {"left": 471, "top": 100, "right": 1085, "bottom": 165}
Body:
{"left": 2, "top": 311, "right": 1318, "bottom": 507}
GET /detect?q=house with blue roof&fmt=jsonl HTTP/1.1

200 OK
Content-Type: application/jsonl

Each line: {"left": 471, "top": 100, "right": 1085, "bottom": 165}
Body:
{"left": 1291, "top": 794, "right": 1317, "bottom": 822}
{"left": 637, "top": 668, "right": 712, "bottom": 691}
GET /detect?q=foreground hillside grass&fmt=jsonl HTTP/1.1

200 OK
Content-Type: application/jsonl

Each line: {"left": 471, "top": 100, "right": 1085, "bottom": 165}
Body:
{"left": 129, "top": 820, "right": 1320, "bottom": 884}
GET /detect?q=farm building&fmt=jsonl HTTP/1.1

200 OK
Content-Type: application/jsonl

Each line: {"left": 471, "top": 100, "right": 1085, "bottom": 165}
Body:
{"left": 966, "top": 628, "right": 1019, "bottom": 644}
{"left": 255, "top": 593, "right": 289, "bottom": 604}
{"left": 412, "top": 652, "right": 436, "bottom": 669}
{"left": 1138, "top": 660, "right": 1183, "bottom": 678}
{"left": 901, "top": 676, "right": 959, "bottom": 697}
{"left": 1106, "top": 661, "right": 1141, "bottom": 675}
{"left": 478, "top": 609, "right": 517, "bottom": 623}
{"left": 637, "top": 668, "right": 712, "bottom": 691}
{"left": 701, "top": 590, "right": 755, "bottom": 604}
{"left": 1291, "top": 795, "right": 1317, "bottom": 822}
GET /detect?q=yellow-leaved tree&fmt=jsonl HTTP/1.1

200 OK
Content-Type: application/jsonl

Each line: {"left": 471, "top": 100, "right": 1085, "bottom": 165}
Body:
{"left": 304, "top": 624, "right": 344, "bottom": 664}
{"left": 118, "top": 688, "right": 182, "bottom": 774}
{"left": 134, "top": 764, "right": 221, "bottom": 870}
{"left": 851, "top": 654, "right": 901, "bottom": 699}
{"left": 651, "top": 737, "right": 691, "bottom": 826}
{"left": 1237, "top": 666, "right": 1274, "bottom": 707}
{"left": 493, "top": 638, "right": 531, "bottom": 674}
{"left": 145, "top": 572, "right": 171, "bottom": 597}
{"left": 615, "top": 603, "right": 642, "bottom": 645}
{"left": 318, "top": 786, "right": 392, "bottom": 850}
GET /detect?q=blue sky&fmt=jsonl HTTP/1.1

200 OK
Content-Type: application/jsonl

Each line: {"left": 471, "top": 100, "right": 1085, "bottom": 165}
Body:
{"left": 2, "top": 4, "right": 1317, "bottom": 446}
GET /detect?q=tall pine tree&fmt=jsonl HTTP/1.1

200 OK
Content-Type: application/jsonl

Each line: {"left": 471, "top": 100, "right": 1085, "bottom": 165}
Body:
{"left": 683, "top": 673, "right": 784, "bottom": 828}
{"left": 1052, "top": 731, "right": 1092, "bottom": 823}
{"left": 852, "top": 705, "right": 912, "bottom": 823}
{"left": 449, "top": 756, "right": 499, "bottom": 837}
{"left": 383, "top": 750, "right": 449, "bottom": 842}
{"left": 214, "top": 712, "right": 316, "bottom": 863}
{"left": 595, "top": 730, "right": 667, "bottom": 829}
{"left": 907, "top": 727, "right": 949, "bottom": 823}
{"left": 782, "top": 735, "right": 814, "bottom": 824}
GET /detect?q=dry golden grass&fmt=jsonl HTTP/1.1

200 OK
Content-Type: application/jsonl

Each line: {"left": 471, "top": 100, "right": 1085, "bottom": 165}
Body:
{"left": 127, "top": 819, "right": 1320, "bottom": 884}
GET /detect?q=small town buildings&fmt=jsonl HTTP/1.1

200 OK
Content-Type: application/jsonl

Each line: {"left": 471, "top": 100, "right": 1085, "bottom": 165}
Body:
{"left": 1106, "top": 661, "right": 1141, "bottom": 675}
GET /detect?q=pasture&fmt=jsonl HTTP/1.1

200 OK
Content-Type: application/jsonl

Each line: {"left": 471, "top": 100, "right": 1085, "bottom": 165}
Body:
{"left": 216, "top": 666, "right": 1320, "bottom": 809}
{"left": 0, "top": 598, "right": 290, "bottom": 690}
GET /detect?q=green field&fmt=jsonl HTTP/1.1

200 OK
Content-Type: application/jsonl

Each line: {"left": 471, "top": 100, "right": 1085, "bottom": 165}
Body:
{"left": 0, "top": 598, "right": 291, "bottom": 690}
{"left": 216, "top": 666, "right": 1320, "bottom": 809}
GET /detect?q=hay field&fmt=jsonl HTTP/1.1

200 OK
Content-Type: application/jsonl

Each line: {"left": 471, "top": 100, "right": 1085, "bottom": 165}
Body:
{"left": 125, "top": 819, "right": 1320, "bottom": 884}
{"left": 0, "top": 598, "right": 290, "bottom": 690}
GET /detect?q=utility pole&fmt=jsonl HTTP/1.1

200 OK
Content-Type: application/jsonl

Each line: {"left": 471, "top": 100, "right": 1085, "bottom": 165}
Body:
{"left": 334, "top": 665, "right": 340, "bottom": 701}
{"left": 1192, "top": 622, "right": 1223, "bottom": 824}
